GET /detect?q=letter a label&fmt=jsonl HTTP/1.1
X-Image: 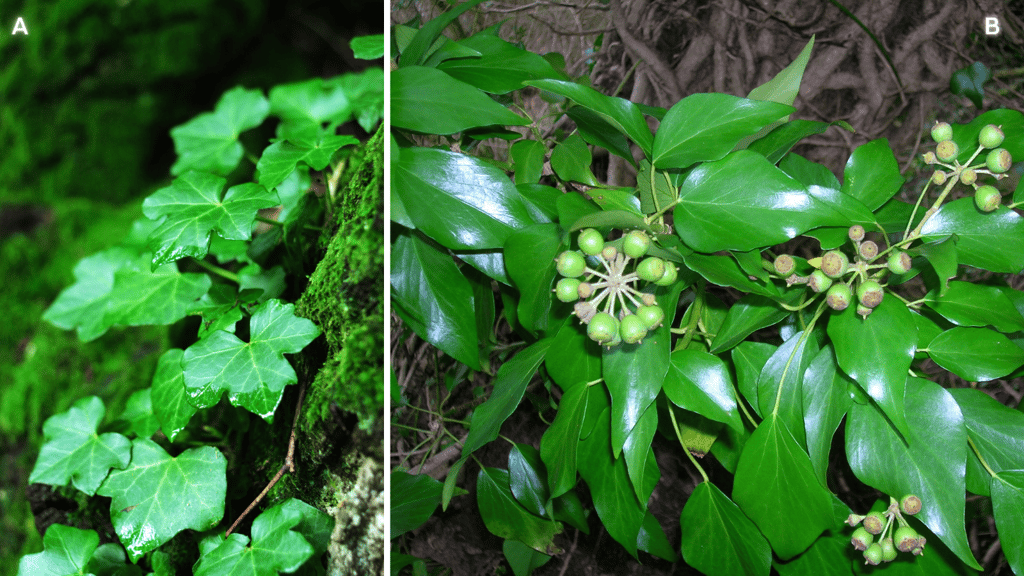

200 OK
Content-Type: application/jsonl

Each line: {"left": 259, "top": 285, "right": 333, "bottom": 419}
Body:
{"left": 12, "top": 17, "right": 28, "bottom": 35}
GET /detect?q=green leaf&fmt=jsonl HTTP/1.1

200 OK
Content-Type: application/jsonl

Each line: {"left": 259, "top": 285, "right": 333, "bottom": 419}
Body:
{"left": 256, "top": 133, "right": 359, "bottom": 190}
{"left": 142, "top": 171, "right": 279, "bottom": 268}
{"left": 462, "top": 339, "right": 552, "bottom": 457}
{"left": 673, "top": 151, "right": 837, "bottom": 253}
{"left": 508, "top": 444, "right": 550, "bottom": 517}
{"left": 540, "top": 382, "right": 589, "bottom": 499}
{"left": 41, "top": 247, "right": 133, "bottom": 342}
{"left": 545, "top": 316, "right": 601, "bottom": 392}
{"left": 550, "top": 132, "right": 598, "bottom": 186}
{"left": 913, "top": 236, "right": 958, "bottom": 296}
{"left": 949, "top": 61, "right": 991, "bottom": 108}
{"left": 653, "top": 93, "right": 792, "bottom": 169}
{"left": 920, "top": 198, "right": 1024, "bottom": 274}
{"left": 391, "top": 231, "right": 480, "bottom": 370}
{"left": 510, "top": 139, "right": 546, "bottom": 185}
{"left": 16, "top": 523, "right": 99, "bottom": 576}
{"left": 991, "top": 471, "right": 1024, "bottom": 576}
{"left": 117, "top": 388, "right": 159, "bottom": 439}
{"left": 238, "top": 263, "right": 286, "bottom": 304}
{"left": 182, "top": 299, "right": 320, "bottom": 420}
{"left": 350, "top": 34, "right": 384, "bottom": 60}
{"left": 477, "top": 467, "right": 562, "bottom": 554}
{"left": 949, "top": 388, "right": 1024, "bottom": 497}
{"left": 150, "top": 349, "right": 198, "bottom": 442}
{"left": 104, "top": 256, "right": 214, "bottom": 327}
{"left": 194, "top": 499, "right": 317, "bottom": 576}
{"left": 398, "top": 0, "right": 488, "bottom": 66}
{"left": 390, "top": 471, "right": 445, "bottom": 539}
{"left": 827, "top": 296, "right": 915, "bottom": 440}
{"left": 436, "top": 34, "right": 563, "bottom": 94}
{"left": 840, "top": 138, "right": 903, "bottom": 211}
{"left": 503, "top": 539, "right": 553, "bottom": 576}
{"left": 772, "top": 529, "right": 852, "bottom": 576}
{"left": 756, "top": 329, "right": 819, "bottom": 448}
{"left": 801, "top": 346, "right": 853, "bottom": 486}
{"left": 526, "top": 79, "right": 654, "bottom": 155}
{"left": 622, "top": 404, "right": 658, "bottom": 505}
{"left": 636, "top": 159, "right": 676, "bottom": 214}
{"left": 392, "top": 66, "right": 528, "bottom": 134}
{"left": 29, "top": 396, "right": 131, "bottom": 496}
{"left": 394, "top": 147, "right": 533, "bottom": 250}
{"left": 732, "top": 342, "right": 776, "bottom": 418}
{"left": 732, "top": 414, "right": 833, "bottom": 560}
{"left": 928, "top": 327, "right": 1024, "bottom": 381}
{"left": 923, "top": 281, "right": 1024, "bottom": 334}
{"left": 711, "top": 293, "right": 795, "bottom": 354}
{"left": 270, "top": 73, "right": 383, "bottom": 133}
{"left": 664, "top": 349, "right": 743, "bottom": 432}
{"left": 845, "top": 378, "right": 980, "bottom": 570}
{"left": 567, "top": 106, "right": 635, "bottom": 165}
{"left": 97, "top": 438, "right": 227, "bottom": 562}
{"left": 682, "top": 252, "right": 776, "bottom": 298}
{"left": 189, "top": 285, "right": 245, "bottom": 339}
{"left": 169, "top": 86, "right": 269, "bottom": 176}
{"left": 503, "top": 223, "right": 562, "bottom": 335}
{"left": 680, "top": 482, "right": 771, "bottom": 576}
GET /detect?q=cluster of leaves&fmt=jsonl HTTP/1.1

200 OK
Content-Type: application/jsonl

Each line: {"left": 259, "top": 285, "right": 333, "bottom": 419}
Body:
{"left": 19, "top": 35, "right": 383, "bottom": 575}
{"left": 390, "top": 3, "right": 1024, "bottom": 575}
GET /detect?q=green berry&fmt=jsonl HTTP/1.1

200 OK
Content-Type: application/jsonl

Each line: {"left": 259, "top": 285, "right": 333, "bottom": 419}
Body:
{"left": 773, "top": 254, "right": 795, "bottom": 276}
{"left": 655, "top": 262, "right": 678, "bottom": 287}
{"left": 880, "top": 538, "right": 897, "bottom": 562}
{"left": 623, "top": 230, "right": 651, "bottom": 258}
{"left": 979, "top": 124, "right": 1004, "bottom": 148}
{"left": 931, "top": 170, "right": 947, "bottom": 185}
{"left": 936, "top": 140, "right": 959, "bottom": 162}
{"left": 636, "top": 305, "right": 665, "bottom": 329}
{"left": 846, "top": 513, "right": 866, "bottom": 527}
{"left": 894, "top": 526, "right": 920, "bottom": 553}
{"left": 931, "top": 122, "right": 953, "bottom": 143}
{"left": 960, "top": 168, "right": 977, "bottom": 185}
{"left": 975, "top": 185, "right": 1001, "bottom": 212}
{"left": 587, "top": 312, "right": 618, "bottom": 344}
{"left": 986, "top": 148, "right": 1012, "bottom": 173}
{"left": 922, "top": 151, "right": 937, "bottom": 164}
{"left": 851, "top": 527, "right": 873, "bottom": 551}
{"left": 808, "top": 270, "right": 832, "bottom": 293}
{"left": 888, "top": 250, "right": 912, "bottom": 274}
{"left": 863, "top": 543, "right": 883, "bottom": 566}
{"left": 573, "top": 301, "right": 597, "bottom": 323}
{"left": 821, "top": 250, "right": 849, "bottom": 279}
{"left": 848, "top": 225, "right": 865, "bottom": 241}
{"left": 640, "top": 293, "right": 657, "bottom": 307}
{"left": 577, "top": 282, "right": 594, "bottom": 299}
{"left": 578, "top": 228, "right": 605, "bottom": 256}
{"left": 857, "top": 280, "right": 884, "bottom": 308}
{"left": 826, "top": 283, "right": 852, "bottom": 311}
{"left": 637, "top": 257, "right": 666, "bottom": 282}
{"left": 900, "top": 494, "right": 922, "bottom": 516}
{"left": 555, "top": 278, "right": 581, "bottom": 302}
{"left": 556, "top": 251, "right": 586, "bottom": 277}
{"left": 619, "top": 314, "right": 648, "bottom": 344}
{"left": 858, "top": 240, "right": 878, "bottom": 260}
{"left": 857, "top": 304, "right": 874, "bottom": 319}
{"left": 601, "top": 245, "right": 618, "bottom": 261}
{"left": 863, "top": 511, "right": 885, "bottom": 535}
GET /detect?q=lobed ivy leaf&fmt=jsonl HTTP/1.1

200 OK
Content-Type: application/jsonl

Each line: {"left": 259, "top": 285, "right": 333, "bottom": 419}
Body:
{"left": 183, "top": 299, "right": 320, "bottom": 420}
{"left": 350, "top": 34, "right": 384, "bottom": 60}
{"left": 116, "top": 388, "right": 159, "bottom": 439}
{"left": 949, "top": 61, "right": 991, "bottom": 109}
{"left": 170, "top": 86, "right": 269, "bottom": 176}
{"left": 549, "top": 132, "right": 599, "bottom": 186}
{"left": 142, "top": 171, "right": 280, "bottom": 269}
{"left": 150, "top": 349, "right": 198, "bottom": 442}
{"left": 29, "top": 396, "right": 131, "bottom": 496}
{"left": 41, "top": 247, "right": 135, "bottom": 342}
{"left": 97, "top": 438, "right": 227, "bottom": 562}
{"left": 16, "top": 523, "right": 99, "bottom": 576}
{"left": 270, "top": 72, "right": 384, "bottom": 135}
{"left": 256, "top": 132, "right": 359, "bottom": 190}
{"left": 920, "top": 198, "right": 1024, "bottom": 274}
{"left": 680, "top": 482, "right": 771, "bottom": 576}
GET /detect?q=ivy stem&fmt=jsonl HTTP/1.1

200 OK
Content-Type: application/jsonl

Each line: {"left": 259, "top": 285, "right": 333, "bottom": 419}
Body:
{"left": 773, "top": 301, "right": 827, "bottom": 416}
{"left": 191, "top": 258, "right": 240, "bottom": 284}
{"left": 903, "top": 173, "right": 961, "bottom": 243}
{"left": 255, "top": 215, "right": 284, "bottom": 227}
{"left": 667, "top": 404, "right": 710, "bottom": 484}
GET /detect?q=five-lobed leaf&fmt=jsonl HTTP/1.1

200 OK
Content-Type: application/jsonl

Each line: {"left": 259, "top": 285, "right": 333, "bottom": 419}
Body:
{"left": 183, "top": 299, "right": 320, "bottom": 420}
{"left": 256, "top": 132, "right": 359, "bottom": 190}
{"left": 16, "top": 523, "right": 99, "bottom": 576}
{"left": 150, "top": 349, "right": 199, "bottom": 442}
{"left": 170, "top": 86, "right": 269, "bottom": 176}
{"left": 29, "top": 396, "right": 132, "bottom": 496}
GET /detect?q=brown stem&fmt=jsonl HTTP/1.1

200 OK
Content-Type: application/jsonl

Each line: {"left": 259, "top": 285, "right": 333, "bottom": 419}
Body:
{"left": 225, "top": 382, "right": 307, "bottom": 536}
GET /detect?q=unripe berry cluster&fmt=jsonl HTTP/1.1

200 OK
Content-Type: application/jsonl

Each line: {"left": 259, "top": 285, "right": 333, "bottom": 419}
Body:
{"left": 554, "top": 229, "right": 676, "bottom": 347}
{"left": 846, "top": 495, "right": 926, "bottom": 564}
{"left": 925, "top": 121, "right": 1013, "bottom": 213}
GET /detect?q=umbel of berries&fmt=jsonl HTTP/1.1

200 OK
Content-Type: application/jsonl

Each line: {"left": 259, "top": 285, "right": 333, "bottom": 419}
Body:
{"left": 847, "top": 495, "right": 927, "bottom": 563}
{"left": 553, "top": 228, "right": 672, "bottom": 347}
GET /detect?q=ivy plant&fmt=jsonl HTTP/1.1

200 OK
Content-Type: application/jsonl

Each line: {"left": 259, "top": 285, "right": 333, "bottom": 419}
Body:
{"left": 20, "top": 34, "right": 383, "bottom": 576}
{"left": 390, "top": 4, "right": 1024, "bottom": 575}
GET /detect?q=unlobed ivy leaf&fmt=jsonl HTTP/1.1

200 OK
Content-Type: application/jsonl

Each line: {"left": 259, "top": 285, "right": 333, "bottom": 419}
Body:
{"left": 772, "top": 529, "right": 851, "bottom": 576}
{"left": 16, "top": 523, "right": 99, "bottom": 576}
{"left": 508, "top": 444, "right": 550, "bottom": 518}
{"left": 928, "top": 327, "right": 1024, "bottom": 382}
{"left": 477, "top": 467, "right": 562, "bottom": 554}
{"left": 920, "top": 198, "right": 1024, "bottom": 274}
{"left": 991, "top": 471, "right": 1024, "bottom": 576}
{"left": 540, "top": 381, "right": 589, "bottom": 499}
{"left": 801, "top": 346, "right": 853, "bottom": 487}
{"left": 391, "top": 471, "right": 445, "bottom": 539}
{"left": 840, "top": 138, "right": 903, "bottom": 212}
{"left": 680, "top": 481, "right": 771, "bottom": 576}
{"left": 182, "top": 299, "right": 320, "bottom": 420}
{"left": 142, "top": 171, "right": 280, "bottom": 268}
{"left": 150, "top": 349, "right": 198, "bottom": 442}
{"left": 664, "top": 349, "right": 743, "bottom": 433}
{"left": 392, "top": 66, "right": 528, "bottom": 134}
{"left": 549, "top": 132, "right": 598, "bottom": 186}
{"left": 756, "top": 329, "right": 819, "bottom": 449}
{"left": 350, "top": 34, "right": 384, "bottom": 60}
{"left": 436, "top": 34, "right": 564, "bottom": 94}
{"left": 914, "top": 236, "right": 958, "bottom": 296}
{"left": 97, "top": 438, "right": 227, "bottom": 562}
{"left": 170, "top": 86, "right": 269, "bottom": 176}
{"left": 923, "top": 281, "right": 1024, "bottom": 334}
{"left": 503, "top": 223, "right": 562, "bottom": 335}
{"left": 950, "top": 61, "right": 991, "bottom": 109}
{"left": 949, "top": 388, "right": 1024, "bottom": 497}
{"left": 29, "top": 396, "right": 131, "bottom": 496}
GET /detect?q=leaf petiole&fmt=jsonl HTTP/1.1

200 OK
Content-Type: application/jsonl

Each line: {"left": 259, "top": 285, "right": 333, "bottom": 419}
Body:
{"left": 190, "top": 258, "right": 240, "bottom": 284}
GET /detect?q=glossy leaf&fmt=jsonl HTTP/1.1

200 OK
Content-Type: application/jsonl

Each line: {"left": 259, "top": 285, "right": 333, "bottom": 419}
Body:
{"left": 622, "top": 404, "right": 658, "bottom": 505}
{"left": 545, "top": 316, "right": 601, "bottom": 393}
{"left": 914, "top": 236, "right": 958, "bottom": 296}
{"left": 510, "top": 139, "right": 546, "bottom": 185}
{"left": 16, "top": 523, "right": 99, "bottom": 576}
{"left": 393, "top": 146, "right": 533, "bottom": 250}
{"left": 509, "top": 444, "right": 550, "bottom": 518}
{"left": 437, "top": 34, "right": 563, "bottom": 94}
{"left": 845, "top": 378, "right": 980, "bottom": 570}
{"left": 991, "top": 471, "right": 1024, "bottom": 576}
{"left": 182, "top": 299, "right": 320, "bottom": 420}
{"left": 801, "top": 346, "right": 853, "bottom": 486}
{"left": 477, "top": 467, "right": 561, "bottom": 554}
{"left": 142, "top": 171, "right": 279, "bottom": 268}
{"left": 29, "top": 396, "right": 131, "bottom": 496}
{"left": 567, "top": 106, "right": 635, "bottom": 165}
{"left": 731, "top": 341, "right": 776, "bottom": 418}
{"left": 104, "top": 257, "right": 214, "bottom": 326}
{"left": 772, "top": 529, "right": 852, "bottom": 576}
{"left": 461, "top": 339, "right": 552, "bottom": 457}
{"left": 526, "top": 79, "right": 654, "bottom": 154}
{"left": 550, "top": 132, "right": 598, "bottom": 186}
{"left": 392, "top": 66, "right": 527, "bottom": 134}
{"left": 949, "top": 388, "right": 1024, "bottom": 497}
{"left": 711, "top": 293, "right": 795, "bottom": 353}
{"left": 732, "top": 414, "right": 833, "bottom": 560}
{"left": 928, "top": 327, "right": 1024, "bottom": 382}
{"left": 170, "top": 86, "right": 269, "bottom": 176}
{"left": 256, "top": 133, "right": 359, "bottom": 190}
{"left": 841, "top": 138, "right": 902, "bottom": 211}
{"left": 390, "top": 471, "right": 445, "bottom": 538}
{"left": 680, "top": 482, "right": 771, "bottom": 576}
{"left": 664, "top": 349, "right": 743, "bottom": 432}
{"left": 748, "top": 120, "right": 848, "bottom": 165}
{"left": 39, "top": 247, "right": 131, "bottom": 341}
{"left": 97, "top": 438, "right": 227, "bottom": 562}
{"left": 118, "top": 388, "right": 159, "bottom": 439}
{"left": 756, "top": 329, "right": 819, "bottom": 448}
{"left": 652, "top": 93, "right": 792, "bottom": 169}
{"left": 950, "top": 61, "right": 991, "bottom": 108}
{"left": 398, "top": 0, "right": 488, "bottom": 66}
{"left": 150, "top": 349, "right": 198, "bottom": 442}
{"left": 391, "top": 231, "right": 480, "bottom": 370}
{"left": 923, "top": 281, "right": 1024, "bottom": 334}
{"left": 503, "top": 223, "right": 562, "bottom": 335}
{"left": 674, "top": 151, "right": 838, "bottom": 253}
{"left": 540, "top": 382, "right": 589, "bottom": 499}
{"left": 269, "top": 72, "right": 383, "bottom": 134}
{"left": 920, "top": 198, "right": 1024, "bottom": 274}
{"left": 827, "top": 296, "right": 914, "bottom": 440}
{"left": 682, "top": 252, "right": 777, "bottom": 298}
